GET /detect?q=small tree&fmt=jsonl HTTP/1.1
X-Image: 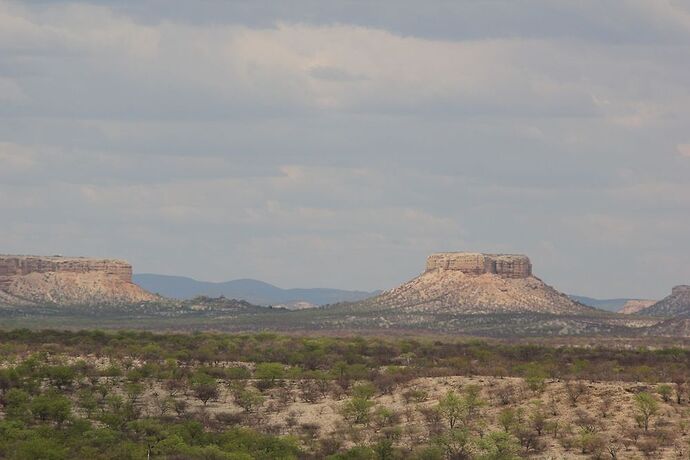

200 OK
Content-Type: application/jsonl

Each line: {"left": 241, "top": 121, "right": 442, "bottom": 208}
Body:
{"left": 190, "top": 374, "right": 219, "bottom": 407}
{"left": 564, "top": 381, "right": 588, "bottom": 406}
{"left": 477, "top": 431, "right": 520, "bottom": 460}
{"left": 3, "top": 388, "right": 30, "bottom": 420}
{"left": 342, "top": 397, "right": 374, "bottom": 425}
{"left": 524, "top": 364, "right": 547, "bottom": 394}
{"left": 351, "top": 382, "right": 377, "bottom": 400}
{"left": 43, "top": 365, "right": 76, "bottom": 390}
{"left": 498, "top": 408, "right": 518, "bottom": 433}
{"left": 634, "top": 392, "right": 658, "bottom": 432}
{"left": 30, "top": 392, "right": 71, "bottom": 426}
{"left": 231, "top": 385, "right": 265, "bottom": 413}
{"left": 128, "top": 419, "right": 166, "bottom": 460}
{"left": 529, "top": 403, "right": 548, "bottom": 436}
{"left": 254, "top": 363, "right": 285, "bottom": 385}
{"left": 438, "top": 391, "right": 464, "bottom": 429}
{"left": 434, "top": 428, "right": 474, "bottom": 460}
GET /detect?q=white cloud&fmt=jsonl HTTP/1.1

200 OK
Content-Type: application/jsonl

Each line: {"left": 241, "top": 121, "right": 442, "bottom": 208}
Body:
{"left": 0, "top": 1, "right": 689, "bottom": 296}
{"left": 3, "top": 3, "right": 685, "bottom": 120}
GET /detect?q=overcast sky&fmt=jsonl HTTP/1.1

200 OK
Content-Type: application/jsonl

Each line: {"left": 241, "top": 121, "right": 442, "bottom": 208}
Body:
{"left": 1, "top": 1, "right": 689, "bottom": 298}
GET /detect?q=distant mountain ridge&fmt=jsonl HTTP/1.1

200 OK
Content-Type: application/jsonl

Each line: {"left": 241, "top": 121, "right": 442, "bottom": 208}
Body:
{"left": 568, "top": 295, "right": 657, "bottom": 313}
{"left": 133, "top": 274, "right": 378, "bottom": 307}
{"left": 568, "top": 296, "right": 634, "bottom": 312}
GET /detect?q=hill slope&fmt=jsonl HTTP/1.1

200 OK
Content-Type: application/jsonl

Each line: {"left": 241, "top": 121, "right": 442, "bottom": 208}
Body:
{"left": 638, "top": 285, "right": 690, "bottom": 317}
{"left": 342, "top": 253, "right": 592, "bottom": 315}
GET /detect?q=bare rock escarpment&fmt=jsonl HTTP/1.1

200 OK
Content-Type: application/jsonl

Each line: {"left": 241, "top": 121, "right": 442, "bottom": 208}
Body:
{"left": 354, "top": 252, "right": 591, "bottom": 315}
{"left": 425, "top": 253, "right": 532, "bottom": 278}
{"left": 639, "top": 285, "right": 690, "bottom": 317}
{"left": 0, "top": 255, "right": 158, "bottom": 306}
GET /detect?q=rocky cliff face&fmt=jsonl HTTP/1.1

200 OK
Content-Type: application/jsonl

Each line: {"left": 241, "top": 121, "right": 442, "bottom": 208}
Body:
{"left": 425, "top": 253, "right": 532, "bottom": 278}
{"left": 350, "top": 252, "right": 591, "bottom": 315}
{"left": 639, "top": 285, "right": 690, "bottom": 317}
{"left": 0, "top": 255, "right": 157, "bottom": 306}
{"left": 618, "top": 299, "right": 657, "bottom": 315}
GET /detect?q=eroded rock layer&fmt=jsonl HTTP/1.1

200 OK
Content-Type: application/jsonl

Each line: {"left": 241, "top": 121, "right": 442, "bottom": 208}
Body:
{"left": 425, "top": 253, "right": 532, "bottom": 278}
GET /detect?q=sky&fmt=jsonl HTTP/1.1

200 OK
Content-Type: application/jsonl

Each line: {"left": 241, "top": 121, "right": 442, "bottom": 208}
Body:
{"left": 1, "top": 0, "right": 689, "bottom": 299}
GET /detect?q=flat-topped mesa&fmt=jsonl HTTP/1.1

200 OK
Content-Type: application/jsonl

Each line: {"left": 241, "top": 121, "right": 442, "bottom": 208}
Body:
{"left": 425, "top": 252, "right": 532, "bottom": 279}
{"left": 672, "top": 285, "right": 690, "bottom": 296}
{"left": 0, "top": 255, "right": 132, "bottom": 289}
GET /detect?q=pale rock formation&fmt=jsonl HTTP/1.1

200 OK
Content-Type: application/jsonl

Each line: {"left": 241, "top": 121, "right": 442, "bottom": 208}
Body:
{"left": 0, "top": 255, "right": 157, "bottom": 306}
{"left": 425, "top": 253, "right": 532, "bottom": 278}
{"left": 618, "top": 299, "right": 657, "bottom": 315}
{"left": 354, "top": 252, "right": 591, "bottom": 315}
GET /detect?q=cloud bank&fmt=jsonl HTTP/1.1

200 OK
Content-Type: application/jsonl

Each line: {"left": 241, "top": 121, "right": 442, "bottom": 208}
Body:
{"left": 1, "top": 0, "right": 689, "bottom": 297}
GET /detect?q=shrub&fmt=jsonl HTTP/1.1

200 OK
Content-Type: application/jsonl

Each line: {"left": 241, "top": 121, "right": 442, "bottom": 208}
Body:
{"left": 657, "top": 384, "right": 672, "bottom": 403}
{"left": 342, "top": 397, "right": 375, "bottom": 425}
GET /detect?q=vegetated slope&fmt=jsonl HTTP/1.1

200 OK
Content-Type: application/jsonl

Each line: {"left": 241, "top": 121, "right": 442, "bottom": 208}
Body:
{"left": 133, "top": 274, "right": 378, "bottom": 307}
{"left": 638, "top": 285, "right": 690, "bottom": 317}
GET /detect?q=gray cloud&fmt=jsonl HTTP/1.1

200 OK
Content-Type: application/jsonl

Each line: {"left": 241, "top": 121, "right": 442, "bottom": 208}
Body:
{"left": 0, "top": 0, "right": 689, "bottom": 298}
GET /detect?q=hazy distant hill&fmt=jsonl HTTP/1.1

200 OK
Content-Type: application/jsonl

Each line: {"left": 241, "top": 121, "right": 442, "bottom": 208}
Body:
{"left": 133, "top": 274, "right": 378, "bottom": 307}
{"left": 568, "top": 295, "right": 638, "bottom": 312}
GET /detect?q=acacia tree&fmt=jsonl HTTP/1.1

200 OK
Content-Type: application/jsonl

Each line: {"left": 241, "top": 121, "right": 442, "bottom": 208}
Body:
{"left": 564, "top": 381, "right": 588, "bottom": 406}
{"left": 438, "top": 391, "right": 465, "bottom": 429}
{"left": 634, "top": 392, "right": 658, "bottom": 432}
{"left": 190, "top": 373, "right": 219, "bottom": 407}
{"left": 342, "top": 397, "right": 374, "bottom": 425}
{"left": 230, "top": 384, "right": 265, "bottom": 413}
{"left": 437, "top": 387, "right": 485, "bottom": 430}
{"left": 254, "top": 363, "right": 285, "bottom": 385}
{"left": 30, "top": 392, "right": 71, "bottom": 426}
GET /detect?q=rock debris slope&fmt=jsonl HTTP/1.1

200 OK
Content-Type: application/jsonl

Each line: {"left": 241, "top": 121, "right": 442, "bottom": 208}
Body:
{"left": 639, "top": 285, "right": 690, "bottom": 317}
{"left": 0, "top": 255, "right": 158, "bottom": 306}
{"left": 354, "top": 253, "right": 591, "bottom": 315}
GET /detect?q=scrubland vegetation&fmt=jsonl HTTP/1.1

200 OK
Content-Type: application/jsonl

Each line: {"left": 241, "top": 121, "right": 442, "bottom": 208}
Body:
{"left": 1, "top": 330, "right": 690, "bottom": 458}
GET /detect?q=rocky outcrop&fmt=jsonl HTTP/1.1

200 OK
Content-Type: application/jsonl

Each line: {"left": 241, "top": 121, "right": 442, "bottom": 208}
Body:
{"left": 672, "top": 285, "right": 690, "bottom": 297}
{"left": 350, "top": 252, "right": 591, "bottom": 315}
{"left": 0, "top": 255, "right": 133, "bottom": 287}
{"left": 638, "top": 285, "right": 690, "bottom": 317}
{"left": 618, "top": 299, "right": 657, "bottom": 315}
{"left": 0, "top": 255, "right": 157, "bottom": 306}
{"left": 426, "top": 253, "right": 532, "bottom": 278}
